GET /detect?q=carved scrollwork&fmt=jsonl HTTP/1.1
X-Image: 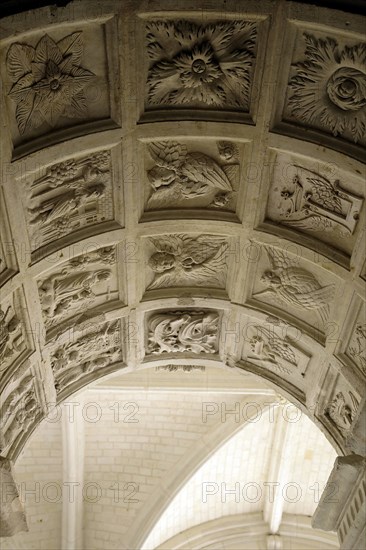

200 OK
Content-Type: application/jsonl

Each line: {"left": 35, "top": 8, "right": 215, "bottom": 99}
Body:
{"left": 253, "top": 246, "right": 335, "bottom": 324}
{"left": 288, "top": 33, "right": 366, "bottom": 143}
{"left": 146, "top": 140, "right": 239, "bottom": 210}
{"left": 147, "top": 310, "right": 219, "bottom": 354}
{"left": 146, "top": 20, "right": 256, "bottom": 109}
{"left": 27, "top": 151, "right": 112, "bottom": 249}
{"left": 6, "top": 32, "right": 95, "bottom": 134}
{"left": 155, "top": 365, "right": 205, "bottom": 372}
{"left": 147, "top": 235, "right": 228, "bottom": 289}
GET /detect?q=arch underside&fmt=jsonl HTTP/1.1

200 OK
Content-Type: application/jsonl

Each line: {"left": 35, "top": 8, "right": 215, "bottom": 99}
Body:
{"left": 0, "top": 0, "right": 365, "bottom": 514}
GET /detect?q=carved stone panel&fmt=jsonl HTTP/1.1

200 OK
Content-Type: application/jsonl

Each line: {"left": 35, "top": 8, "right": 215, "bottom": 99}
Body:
{"left": 146, "top": 310, "right": 220, "bottom": 355}
{"left": 345, "top": 301, "right": 366, "bottom": 378}
{"left": 264, "top": 152, "right": 364, "bottom": 259}
{"left": 0, "top": 365, "right": 41, "bottom": 456}
{"left": 282, "top": 30, "right": 366, "bottom": 149}
{"left": 37, "top": 246, "right": 121, "bottom": 337}
{"left": 242, "top": 321, "right": 310, "bottom": 377}
{"left": 144, "top": 140, "right": 240, "bottom": 213}
{"left": 24, "top": 150, "right": 115, "bottom": 252}
{"left": 145, "top": 20, "right": 257, "bottom": 114}
{"left": 320, "top": 371, "right": 361, "bottom": 441}
{"left": 0, "top": 291, "right": 29, "bottom": 387}
{"left": 1, "top": 23, "right": 116, "bottom": 153}
{"left": 145, "top": 234, "right": 229, "bottom": 291}
{"left": 49, "top": 320, "right": 123, "bottom": 397}
{"left": 249, "top": 245, "right": 336, "bottom": 336}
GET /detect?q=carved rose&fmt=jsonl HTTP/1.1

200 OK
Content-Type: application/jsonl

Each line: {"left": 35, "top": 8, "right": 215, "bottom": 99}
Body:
{"left": 146, "top": 20, "right": 256, "bottom": 108}
{"left": 288, "top": 34, "right": 366, "bottom": 142}
{"left": 7, "top": 33, "right": 94, "bottom": 134}
{"left": 327, "top": 67, "right": 366, "bottom": 111}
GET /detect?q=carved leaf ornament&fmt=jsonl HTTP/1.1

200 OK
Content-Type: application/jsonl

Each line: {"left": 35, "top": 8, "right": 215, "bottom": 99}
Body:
{"left": 146, "top": 20, "right": 256, "bottom": 108}
{"left": 289, "top": 33, "right": 366, "bottom": 142}
{"left": 7, "top": 32, "right": 94, "bottom": 133}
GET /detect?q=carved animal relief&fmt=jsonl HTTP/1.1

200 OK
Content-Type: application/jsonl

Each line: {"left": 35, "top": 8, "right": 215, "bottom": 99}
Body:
{"left": 50, "top": 321, "right": 121, "bottom": 394}
{"left": 147, "top": 310, "right": 219, "bottom": 354}
{"left": 38, "top": 247, "right": 117, "bottom": 330}
{"left": 146, "top": 140, "right": 239, "bottom": 210}
{"left": 325, "top": 390, "right": 359, "bottom": 436}
{"left": 253, "top": 247, "right": 335, "bottom": 324}
{"left": 27, "top": 151, "right": 112, "bottom": 249}
{"left": 268, "top": 165, "right": 363, "bottom": 239}
{"left": 147, "top": 235, "right": 228, "bottom": 289}
{"left": 244, "top": 324, "right": 309, "bottom": 375}
{"left": 287, "top": 33, "right": 366, "bottom": 143}
{"left": 146, "top": 20, "right": 256, "bottom": 109}
{"left": 7, "top": 32, "right": 95, "bottom": 134}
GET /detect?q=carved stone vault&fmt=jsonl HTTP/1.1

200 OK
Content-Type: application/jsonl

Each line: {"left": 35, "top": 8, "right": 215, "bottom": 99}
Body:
{"left": 0, "top": 0, "right": 365, "bottom": 548}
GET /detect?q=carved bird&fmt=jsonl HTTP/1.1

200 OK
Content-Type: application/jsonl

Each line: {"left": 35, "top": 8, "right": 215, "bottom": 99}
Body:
{"left": 253, "top": 246, "right": 335, "bottom": 324}
{"left": 147, "top": 141, "right": 233, "bottom": 206}
{"left": 147, "top": 234, "right": 228, "bottom": 289}
{"left": 249, "top": 326, "right": 297, "bottom": 367}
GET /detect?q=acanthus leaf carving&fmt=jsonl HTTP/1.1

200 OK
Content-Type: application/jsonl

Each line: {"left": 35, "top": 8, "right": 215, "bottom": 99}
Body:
{"left": 7, "top": 32, "right": 95, "bottom": 134}
{"left": 147, "top": 234, "right": 228, "bottom": 289}
{"left": 147, "top": 310, "right": 219, "bottom": 354}
{"left": 253, "top": 246, "right": 335, "bottom": 324}
{"left": 146, "top": 20, "right": 256, "bottom": 109}
{"left": 146, "top": 140, "right": 238, "bottom": 210}
{"left": 288, "top": 33, "right": 366, "bottom": 143}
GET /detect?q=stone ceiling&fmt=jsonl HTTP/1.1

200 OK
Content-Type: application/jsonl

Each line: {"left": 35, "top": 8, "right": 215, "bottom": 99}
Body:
{"left": 0, "top": 0, "right": 365, "bottom": 546}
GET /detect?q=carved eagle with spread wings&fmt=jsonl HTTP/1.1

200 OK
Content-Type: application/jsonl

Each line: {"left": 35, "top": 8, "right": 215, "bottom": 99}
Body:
{"left": 147, "top": 235, "right": 228, "bottom": 289}
{"left": 253, "top": 246, "right": 335, "bottom": 324}
{"left": 146, "top": 141, "right": 234, "bottom": 207}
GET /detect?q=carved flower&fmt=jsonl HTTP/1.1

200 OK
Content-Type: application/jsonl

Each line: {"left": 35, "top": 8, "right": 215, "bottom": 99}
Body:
{"left": 7, "top": 33, "right": 94, "bottom": 134}
{"left": 288, "top": 34, "right": 366, "bottom": 142}
{"left": 146, "top": 20, "right": 256, "bottom": 108}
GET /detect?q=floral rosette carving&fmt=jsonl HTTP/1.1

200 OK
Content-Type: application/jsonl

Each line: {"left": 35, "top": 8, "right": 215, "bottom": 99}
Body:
{"left": 146, "top": 20, "right": 256, "bottom": 108}
{"left": 6, "top": 32, "right": 95, "bottom": 134}
{"left": 288, "top": 33, "right": 366, "bottom": 142}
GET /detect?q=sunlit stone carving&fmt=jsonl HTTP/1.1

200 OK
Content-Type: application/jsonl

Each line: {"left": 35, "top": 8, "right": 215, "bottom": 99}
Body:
{"left": 325, "top": 391, "right": 359, "bottom": 436}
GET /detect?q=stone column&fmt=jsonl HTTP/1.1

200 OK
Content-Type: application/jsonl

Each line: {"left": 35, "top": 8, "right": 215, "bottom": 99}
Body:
{"left": 0, "top": 457, "right": 28, "bottom": 537}
{"left": 312, "top": 454, "right": 366, "bottom": 550}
